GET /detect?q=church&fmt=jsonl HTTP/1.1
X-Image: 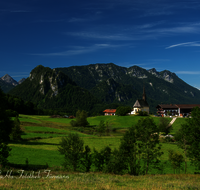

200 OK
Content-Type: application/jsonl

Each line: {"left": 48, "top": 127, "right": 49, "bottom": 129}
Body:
{"left": 131, "top": 87, "right": 149, "bottom": 115}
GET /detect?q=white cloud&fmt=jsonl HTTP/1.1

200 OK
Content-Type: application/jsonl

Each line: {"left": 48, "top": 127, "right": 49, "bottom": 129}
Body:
{"left": 166, "top": 41, "right": 200, "bottom": 49}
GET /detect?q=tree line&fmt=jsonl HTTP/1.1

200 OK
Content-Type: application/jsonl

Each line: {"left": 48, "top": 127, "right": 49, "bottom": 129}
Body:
{"left": 59, "top": 117, "right": 165, "bottom": 174}
{"left": 58, "top": 107, "right": 200, "bottom": 175}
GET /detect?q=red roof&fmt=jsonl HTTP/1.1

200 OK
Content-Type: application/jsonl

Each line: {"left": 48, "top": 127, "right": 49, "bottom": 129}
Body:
{"left": 103, "top": 109, "right": 116, "bottom": 113}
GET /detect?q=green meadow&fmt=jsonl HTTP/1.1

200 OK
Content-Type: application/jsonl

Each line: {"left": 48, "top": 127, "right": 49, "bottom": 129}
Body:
{"left": 7, "top": 115, "right": 193, "bottom": 172}
{"left": 3, "top": 115, "right": 200, "bottom": 189}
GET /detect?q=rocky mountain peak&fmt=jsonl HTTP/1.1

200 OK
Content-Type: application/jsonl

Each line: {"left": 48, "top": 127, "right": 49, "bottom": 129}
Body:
{"left": 18, "top": 78, "right": 26, "bottom": 84}
{"left": 1, "top": 74, "right": 18, "bottom": 86}
{"left": 148, "top": 68, "right": 159, "bottom": 75}
{"left": 128, "top": 66, "right": 148, "bottom": 78}
{"left": 28, "top": 65, "right": 77, "bottom": 97}
{"left": 159, "top": 70, "right": 174, "bottom": 83}
{"left": 147, "top": 69, "right": 174, "bottom": 83}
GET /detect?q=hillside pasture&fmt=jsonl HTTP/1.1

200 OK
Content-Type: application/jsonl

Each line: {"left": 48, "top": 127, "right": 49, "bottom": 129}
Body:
{"left": 8, "top": 114, "right": 195, "bottom": 175}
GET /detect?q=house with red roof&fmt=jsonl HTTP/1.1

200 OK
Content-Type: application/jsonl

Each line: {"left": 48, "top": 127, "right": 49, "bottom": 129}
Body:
{"left": 103, "top": 109, "right": 116, "bottom": 116}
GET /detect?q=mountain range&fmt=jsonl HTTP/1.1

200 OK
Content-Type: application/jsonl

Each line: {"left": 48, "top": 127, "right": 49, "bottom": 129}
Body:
{"left": 5, "top": 63, "right": 200, "bottom": 114}
{"left": 0, "top": 74, "right": 26, "bottom": 93}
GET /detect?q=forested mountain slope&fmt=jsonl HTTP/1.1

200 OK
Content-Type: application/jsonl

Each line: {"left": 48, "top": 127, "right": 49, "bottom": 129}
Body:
{"left": 9, "top": 65, "right": 101, "bottom": 115}
{"left": 56, "top": 63, "right": 200, "bottom": 106}
{"left": 8, "top": 63, "right": 200, "bottom": 114}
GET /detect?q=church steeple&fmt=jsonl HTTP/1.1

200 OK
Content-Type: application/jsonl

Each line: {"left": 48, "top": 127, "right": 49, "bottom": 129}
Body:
{"left": 142, "top": 86, "right": 146, "bottom": 101}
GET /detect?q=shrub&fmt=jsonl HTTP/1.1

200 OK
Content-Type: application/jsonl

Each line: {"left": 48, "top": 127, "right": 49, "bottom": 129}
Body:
{"left": 0, "top": 143, "right": 11, "bottom": 167}
{"left": 58, "top": 133, "right": 84, "bottom": 171}
{"left": 10, "top": 116, "right": 22, "bottom": 141}
{"left": 6, "top": 109, "right": 19, "bottom": 117}
{"left": 158, "top": 117, "right": 172, "bottom": 135}
{"left": 70, "top": 110, "right": 89, "bottom": 127}
{"left": 168, "top": 149, "right": 184, "bottom": 174}
{"left": 116, "top": 106, "right": 132, "bottom": 116}
{"left": 137, "top": 111, "right": 148, "bottom": 116}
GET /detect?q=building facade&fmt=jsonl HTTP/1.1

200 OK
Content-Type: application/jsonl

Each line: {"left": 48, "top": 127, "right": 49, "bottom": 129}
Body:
{"left": 156, "top": 104, "right": 200, "bottom": 117}
{"left": 131, "top": 87, "right": 149, "bottom": 115}
{"left": 103, "top": 109, "right": 116, "bottom": 116}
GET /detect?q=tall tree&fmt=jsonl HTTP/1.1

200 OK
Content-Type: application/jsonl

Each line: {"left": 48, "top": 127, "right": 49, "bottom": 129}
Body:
{"left": 179, "top": 107, "right": 200, "bottom": 170}
{"left": 135, "top": 117, "right": 163, "bottom": 174}
{"left": 0, "top": 88, "right": 13, "bottom": 166}
{"left": 119, "top": 126, "right": 141, "bottom": 175}
{"left": 0, "top": 88, "right": 13, "bottom": 142}
{"left": 58, "top": 133, "right": 84, "bottom": 171}
{"left": 175, "top": 123, "right": 189, "bottom": 174}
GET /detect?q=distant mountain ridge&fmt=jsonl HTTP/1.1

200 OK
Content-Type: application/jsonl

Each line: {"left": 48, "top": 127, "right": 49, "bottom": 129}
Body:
{"left": 1, "top": 74, "right": 18, "bottom": 86}
{"left": 0, "top": 74, "right": 26, "bottom": 93}
{"left": 18, "top": 78, "right": 26, "bottom": 84}
{"left": 7, "top": 63, "right": 200, "bottom": 114}
{"left": 148, "top": 68, "right": 174, "bottom": 83}
{"left": 55, "top": 63, "right": 200, "bottom": 112}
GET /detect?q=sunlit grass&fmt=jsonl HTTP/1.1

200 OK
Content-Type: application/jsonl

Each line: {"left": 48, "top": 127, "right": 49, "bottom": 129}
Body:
{"left": 24, "top": 126, "right": 68, "bottom": 133}
{"left": 0, "top": 173, "right": 200, "bottom": 189}
{"left": 8, "top": 114, "right": 193, "bottom": 174}
{"left": 8, "top": 146, "right": 63, "bottom": 166}
{"left": 170, "top": 118, "right": 187, "bottom": 134}
{"left": 21, "top": 132, "right": 66, "bottom": 139}
{"left": 87, "top": 115, "right": 169, "bottom": 129}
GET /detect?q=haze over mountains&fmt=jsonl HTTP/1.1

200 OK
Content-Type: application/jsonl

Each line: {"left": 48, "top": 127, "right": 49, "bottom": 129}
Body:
{"left": 4, "top": 63, "right": 200, "bottom": 114}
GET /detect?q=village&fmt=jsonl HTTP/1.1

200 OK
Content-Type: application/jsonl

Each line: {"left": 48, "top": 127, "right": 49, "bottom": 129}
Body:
{"left": 103, "top": 87, "right": 200, "bottom": 117}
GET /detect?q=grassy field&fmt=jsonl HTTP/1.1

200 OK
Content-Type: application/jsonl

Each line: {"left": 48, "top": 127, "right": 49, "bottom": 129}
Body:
{"left": 7, "top": 115, "right": 193, "bottom": 173}
{"left": 0, "top": 173, "right": 200, "bottom": 189}
{"left": 5, "top": 115, "right": 200, "bottom": 189}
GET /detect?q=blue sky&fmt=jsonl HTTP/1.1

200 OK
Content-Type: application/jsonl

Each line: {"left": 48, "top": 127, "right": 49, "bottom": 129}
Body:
{"left": 1, "top": 0, "right": 200, "bottom": 89}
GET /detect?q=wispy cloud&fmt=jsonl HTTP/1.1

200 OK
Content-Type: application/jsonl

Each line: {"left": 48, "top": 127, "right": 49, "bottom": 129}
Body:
{"left": 136, "top": 21, "right": 165, "bottom": 29}
{"left": 157, "top": 26, "right": 199, "bottom": 34}
{"left": 66, "top": 21, "right": 200, "bottom": 42}
{"left": 31, "top": 44, "right": 124, "bottom": 56}
{"left": 144, "top": 24, "right": 200, "bottom": 39}
{"left": 66, "top": 32, "right": 135, "bottom": 41}
{"left": 176, "top": 71, "right": 200, "bottom": 74}
{"left": 166, "top": 41, "right": 200, "bottom": 49}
